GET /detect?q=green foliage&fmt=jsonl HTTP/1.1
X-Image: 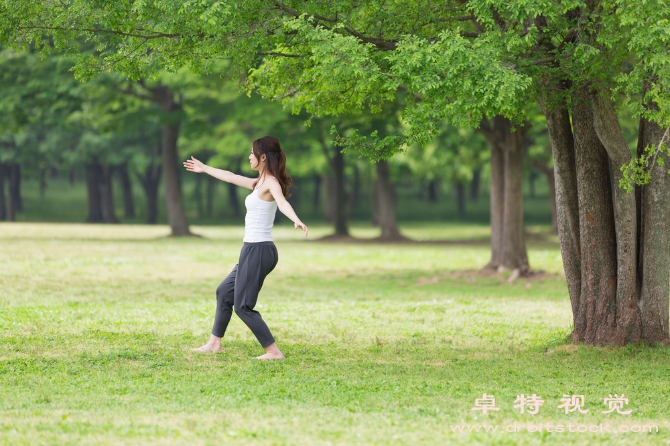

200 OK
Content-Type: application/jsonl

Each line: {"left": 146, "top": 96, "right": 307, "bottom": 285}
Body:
{"left": 620, "top": 128, "right": 670, "bottom": 193}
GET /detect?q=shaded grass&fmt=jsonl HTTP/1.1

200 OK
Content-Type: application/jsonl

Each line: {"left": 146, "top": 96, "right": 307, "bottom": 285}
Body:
{"left": 0, "top": 222, "right": 668, "bottom": 445}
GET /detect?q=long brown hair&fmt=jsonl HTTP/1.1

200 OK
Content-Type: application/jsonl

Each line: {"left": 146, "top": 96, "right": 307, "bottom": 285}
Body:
{"left": 251, "top": 136, "right": 293, "bottom": 197}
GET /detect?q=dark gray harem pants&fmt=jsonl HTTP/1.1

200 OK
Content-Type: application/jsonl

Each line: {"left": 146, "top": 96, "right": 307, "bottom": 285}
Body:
{"left": 212, "top": 241, "right": 278, "bottom": 348}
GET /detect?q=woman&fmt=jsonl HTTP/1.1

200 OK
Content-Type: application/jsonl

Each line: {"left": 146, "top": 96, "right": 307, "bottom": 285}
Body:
{"left": 183, "top": 136, "right": 308, "bottom": 360}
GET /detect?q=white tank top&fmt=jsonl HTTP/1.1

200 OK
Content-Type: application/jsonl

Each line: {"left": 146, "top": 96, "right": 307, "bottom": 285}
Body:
{"left": 243, "top": 176, "right": 278, "bottom": 243}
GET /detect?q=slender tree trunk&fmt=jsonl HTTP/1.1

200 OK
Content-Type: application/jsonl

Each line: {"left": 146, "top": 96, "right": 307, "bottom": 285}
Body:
{"left": 481, "top": 121, "right": 505, "bottom": 269}
{"left": 313, "top": 174, "right": 321, "bottom": 212}
{"left": 117, "top": 163, "right": 135, "bottom": 218}
{"left": 470, "top": 168, "right": 481, "bottom": 201}
{"left": 533, "top": 162, "right": 558, "bottom": 234}
{"left": 529, "top": 171, "right": 536, "bottom": 198}
{"left": 541, "top": 94, "right": 582, "bottom": 322}
{"left": 138, "top": 162, "right": 161, "bottom": 225}
{"left": 195, "top": 173, "right": 204, "bottom": 219}
{"left": 428, "top": 180, "right": 438, "bottom": 202}
{"left": 85, "top": 163, "right": 103, "bottom": 223}
{"left": 39, "top": 168, "right": 47, "bottom": 198}
{"left": 100, "top": 165, "right": 118, "bottom": 224}
{"left": 332, "top": 148, "right": 349, "bottom": 236}
{"left": 10, "top": 164, "right": 22, "bottom": 212}
{"left": 0, "top": 164, "right": 6, "bottom": 221}
{"left": 375, "top": 160, "right": 402, "bottom": 240}
{"left": 455, "top": 182, "right": 465, "bottom": 218}
{"left": 352, "top": 165, "right": 359, "bottom": 210}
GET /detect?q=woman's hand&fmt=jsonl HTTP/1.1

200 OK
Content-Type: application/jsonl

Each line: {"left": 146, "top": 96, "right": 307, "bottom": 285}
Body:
{"left": 295, "top": 221, "right": 308, "bottom": 237}
{"left": 183, "top": 156, "right": 206, "bottom": 173}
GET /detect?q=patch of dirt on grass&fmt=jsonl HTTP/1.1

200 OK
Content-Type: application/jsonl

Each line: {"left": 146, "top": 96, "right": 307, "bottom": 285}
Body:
{"left": 545, "top": 344, "right": 579, "bottom": 355}
{"left": 414, "top": 268, "right": 562, "bottom": 286}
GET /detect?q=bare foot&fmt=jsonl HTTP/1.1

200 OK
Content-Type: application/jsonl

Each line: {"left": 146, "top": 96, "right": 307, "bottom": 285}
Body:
{"left": 192, "top": 344, "right": 222, "bottom": 353}
{"left": 255, "top": 351, "right": 285, "bottom": 360}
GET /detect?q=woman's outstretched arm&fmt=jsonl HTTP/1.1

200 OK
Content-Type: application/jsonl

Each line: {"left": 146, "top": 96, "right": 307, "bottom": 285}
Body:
{"left": 268, "top": 179, "right": 308, "bottom": 237}
{"left": 183, "top": 156, "right": 255, "bottom": 190}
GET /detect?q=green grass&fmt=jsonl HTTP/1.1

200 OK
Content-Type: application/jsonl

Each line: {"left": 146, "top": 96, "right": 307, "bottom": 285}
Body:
{"left": 0, "top": 223, "right": 668, "bottom": 445}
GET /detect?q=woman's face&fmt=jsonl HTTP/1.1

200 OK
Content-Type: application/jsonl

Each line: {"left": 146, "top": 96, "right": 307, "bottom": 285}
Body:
{"left": 249, "top": 148, "right": 265, "bottom": 171}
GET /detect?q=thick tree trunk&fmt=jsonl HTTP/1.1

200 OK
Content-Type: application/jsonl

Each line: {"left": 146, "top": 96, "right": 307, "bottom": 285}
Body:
{"left": 470, "top": 168, "right": 481, "bottom": 201}
{"left": 375, "top": 160, "right": 403, "bottom": 240}
{"left": 591, "top": 90, "right": 641, "bottom": 344}
{"left": 455, "top": 182, "right": 465, "bottom": 217}
{"left": 571, "top": 88, "right": 619, "bottom": 345}
{"left": 117, "top": 163, "right": 136, "bottom": 218}
{"left": 638, "top": 115, "right": 670, "bottom": 345}
{"left": 100, "top": 165, "right": 118, "bottom": 224}
{"left": 85, "top": 163, "right": 103, "bottom": 223}
{"left": 0, "top": 164, "right": 6, "bottom": 221}
{"left": 150, "top": 85, "right": 191, "bottom": 236}
{"left": 479, "top": 116, "right": 529, "bottom": 273}
{"left": 502, "top": 124, "right": 530, "bottom": 273}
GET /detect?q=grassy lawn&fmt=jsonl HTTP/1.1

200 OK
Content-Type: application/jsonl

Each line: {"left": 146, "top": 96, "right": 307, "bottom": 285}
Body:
{"left": 0, "top": 222, "right": 667, "bottom": 445}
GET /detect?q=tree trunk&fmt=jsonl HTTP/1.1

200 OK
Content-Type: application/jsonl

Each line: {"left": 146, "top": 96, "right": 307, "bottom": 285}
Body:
{"left": 100, "top": 165, "right": 118, "bottom": 224}
{"left": 533, "top": 162, "right": 558, "bottom": 234}
{"left": 150, "top": 85, "right": 191, "bottom": 236}
{"left": 529, "top": 170, "right": 536, "bottom": 198}
{"left": 501, "top": 122, "right": 530, "bottom": 273}
{"left": 85, "top": 163, "right": 103, "bottom": 223}
{"left": 352, "top": 164, "right": 360, "bottom": 211}
{"left": 39, "top": 168, "right": 47, "bottom": 198}
{"left": 10, "top": 164, "right": 22, "bottom": 212}
{"left": 195, "top": 173, "right": 204, "bottom": 219}
{"left": 455, "top": 182, "right": 465, "bottom": 218}
{"left": 470, "top": 168, "right": 481, "bottom": 201}
{"left": 313, "top": 174, "right": 321, "bottom": 212}
{"left": 479, "top": 116, "right": 530, "bottom": 273}
{"left": 541, "top": 94, "right": 582, "bottom": 322}
{"left": 428, "top": 180, "right": 438, "bottom": 202}
{"left": 480, "top": 118, "right": 505, "bottom": 269}
{"left": 332, "top": 148, "right": 349, "bottom": 236}
{"left": 0, "top": 164, "right": 6, "bottom": 221}
{"left": 570, "top": 88, "right": 620, "bottom": 345}
{"left": 638, "top": 113, "right": 670, "bottom": 345}
{"left": 591, "top": 90, "right": 642, "bottom": 344}
{"left": 226, "top": 180, "right": 239, "bottom": 218}
{"left": 375, "top": 159, "right": 402, "bottom": 240}
{"left": 117, "top": 163, "right": 136, "bottom": 218}
{"left": 138, "top": 162, "right": 161, "bottom": 225}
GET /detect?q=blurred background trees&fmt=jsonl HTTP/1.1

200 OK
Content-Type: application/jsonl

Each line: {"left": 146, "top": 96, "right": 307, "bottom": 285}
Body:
{"left": 0, "top": 46, "right": 570, "bottom": 241}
